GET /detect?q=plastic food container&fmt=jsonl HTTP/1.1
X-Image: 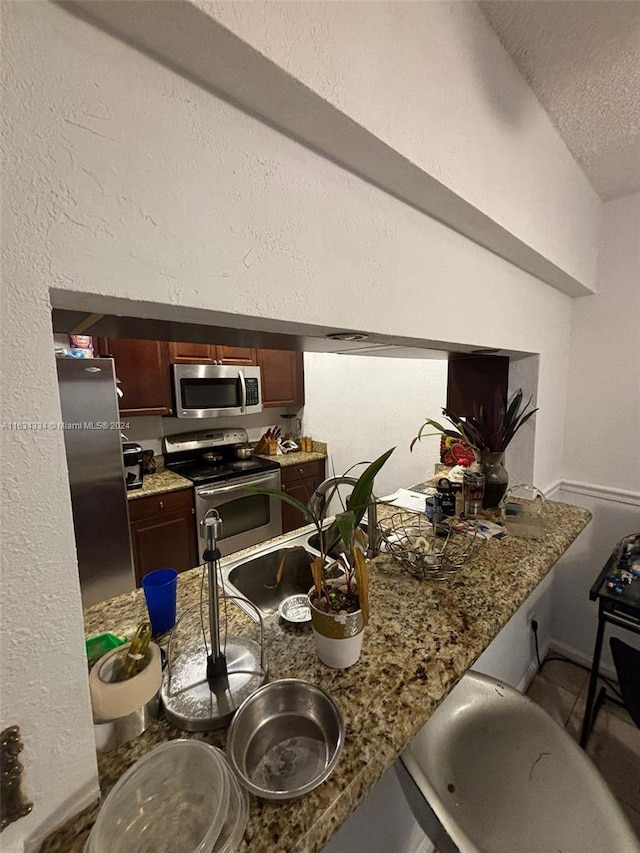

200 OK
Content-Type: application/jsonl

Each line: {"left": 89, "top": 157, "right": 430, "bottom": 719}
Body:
{"left": 85, "top": 740, "right": 232, "bottom": 853}
{"left": 502, "top": 484, "right": 546, "bottom": 539}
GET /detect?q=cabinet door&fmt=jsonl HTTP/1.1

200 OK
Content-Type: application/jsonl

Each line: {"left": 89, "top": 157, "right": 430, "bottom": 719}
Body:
{"left": 280, "top": 459, "right": 326, "bottom": 533}
{"left": 214, "top": 346, "right": 257, "bottom": 365}
{"left": 447, "top": 355, "right": 509, "bottom": 419}
{"left": 281, "top": 478, "right": 318, "bottom": 533}
{"left": 130, "top": 509, "right": 198, "bottom": 586}
{"left": 258, "top": 350, "right": 304, "bottom": 407}
{"left": 168, "top": 342, "right": 215, "bottom": 364}
{"left": 97, "top": 338, "right": 172, "bottom": 417}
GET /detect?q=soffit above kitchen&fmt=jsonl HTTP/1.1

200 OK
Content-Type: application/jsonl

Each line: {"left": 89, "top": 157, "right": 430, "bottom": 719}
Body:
{"left": 59, "top": 0, "right": 596, "bottom": 297}
{"left": 479, "top": 1, "right": 640, "bottom": 201}
{"left": 51, "top": 308, "right": 533, "bottom": 361}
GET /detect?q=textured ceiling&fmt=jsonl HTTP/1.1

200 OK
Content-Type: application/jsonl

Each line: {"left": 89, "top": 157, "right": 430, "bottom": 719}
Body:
{"left": 480, "top": 0, "right": 640, "bottom": 200}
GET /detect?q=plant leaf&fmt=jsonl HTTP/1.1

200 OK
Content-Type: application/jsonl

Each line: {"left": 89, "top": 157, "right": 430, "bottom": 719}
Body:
{"left": 336, "top": 510, "right": 356, "bottom": 552}
{"left": 264, "top": 546, "right": 308, "bottom": 589}
{"left": 504, "top": 388, "right": 523, "bottom": 429}
{"left": 311, "top": 555, "right": 325, "bottom": 600}
{"left": 353, "top": 546, "right": 369, "bottom": 625}
{"left": 345, "top": 447, "right": 395, "bottom": 528}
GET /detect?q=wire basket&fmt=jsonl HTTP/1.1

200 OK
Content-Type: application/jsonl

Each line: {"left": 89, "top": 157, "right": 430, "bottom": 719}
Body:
{"left": 377, "top": 512, "right": 486, "bottom": 580}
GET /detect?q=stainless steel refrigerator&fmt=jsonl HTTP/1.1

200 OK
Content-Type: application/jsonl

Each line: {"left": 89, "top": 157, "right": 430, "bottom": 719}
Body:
{"left": 56, "top": 357, "right": 136, "bottom": 608}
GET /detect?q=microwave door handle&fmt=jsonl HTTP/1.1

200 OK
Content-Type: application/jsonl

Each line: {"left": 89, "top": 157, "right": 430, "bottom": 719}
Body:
{"left": 197, "top": 473, "right": 278, "bottom": 497}
{"left": 238, "top": 370, "right": 247, "bottom": 413}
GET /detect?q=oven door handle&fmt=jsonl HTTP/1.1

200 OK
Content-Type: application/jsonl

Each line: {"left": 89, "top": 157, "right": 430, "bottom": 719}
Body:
{"left": 238, "top": 370, "right": 246, "bottom": 413}
{"left": 197, "top": 472, "right": 279, "bottom": 497}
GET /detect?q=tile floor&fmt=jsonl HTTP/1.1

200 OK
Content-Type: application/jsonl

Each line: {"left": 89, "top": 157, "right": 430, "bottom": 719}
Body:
{"left": 526, "top": 653, "right": 640, "bottom": 840}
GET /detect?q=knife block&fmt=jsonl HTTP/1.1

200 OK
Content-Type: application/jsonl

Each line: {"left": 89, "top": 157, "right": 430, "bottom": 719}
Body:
{"left": 254, "top": 436, "right": 278, "bottom": 455}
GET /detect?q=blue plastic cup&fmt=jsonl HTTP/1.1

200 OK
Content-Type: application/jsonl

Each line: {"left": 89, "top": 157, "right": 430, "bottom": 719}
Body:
{"left": 141, "top": 569, "right": 178, "bottom": 635}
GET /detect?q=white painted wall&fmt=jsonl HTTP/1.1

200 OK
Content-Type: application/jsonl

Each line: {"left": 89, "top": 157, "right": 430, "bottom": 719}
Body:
{"left": 474, "top": 569, "right": 554, "bottom": 690}
{"left": 562, "top": 193, "right": 640, "bottom": 493}
{"left": 302, "top": 353, "right": 448, "bottom": 498}
{"left": 551, "top": 193, "right": 640, "bottom": 668}
{"left": 0, "top": 3, "right": 590, "bottom": 847}
{"left": 203, "top": 0, "right": 601, "bottom": 289}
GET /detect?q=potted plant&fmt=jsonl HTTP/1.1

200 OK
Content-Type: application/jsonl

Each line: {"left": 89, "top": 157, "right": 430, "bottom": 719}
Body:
{"left": 411, "top": 388, "right": 538, "bottom": 507}
{"left": 260, "top": 448, "right": 395, "bottom": 668}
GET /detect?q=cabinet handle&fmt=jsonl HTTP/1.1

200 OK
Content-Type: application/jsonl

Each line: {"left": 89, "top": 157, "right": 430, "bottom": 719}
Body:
{"left": 159, "top": 501, "right": 164, "bottom": 509}
{"left": 298, "top": 468, "right": 305, "bottom": 475}
{"left": 282, "top": 485, "right": 287, "bottom": 491}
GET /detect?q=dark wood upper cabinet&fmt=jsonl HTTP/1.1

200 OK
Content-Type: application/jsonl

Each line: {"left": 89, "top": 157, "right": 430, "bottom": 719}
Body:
{"left": 96, "top": 338, "right": 173, "bottom": 417}
{"left": 214, "top": 346, "right": 257, "bottom": 366}
{"left": 258, "top": 350, "right": 305, "bottom": 408}
{"left": 168, "top": 342, "right": 216, "bottom": 364}
{"left": 447, "top": 355, "right": 509, "bottom": 418}
{"left": 96, "top": 337, "right": 300, "bottom": 416}
{"left": 168, "top": 343, "right": 256, "bottom": 366}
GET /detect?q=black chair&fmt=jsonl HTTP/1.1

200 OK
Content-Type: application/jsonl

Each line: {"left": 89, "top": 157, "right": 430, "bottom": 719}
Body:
{"left": 610, "top": 636, "right": 640, "bottom": 729}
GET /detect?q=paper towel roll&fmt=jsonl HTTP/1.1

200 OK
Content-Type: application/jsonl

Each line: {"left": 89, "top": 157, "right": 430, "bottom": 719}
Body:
{"left": 90, "top": 641, "right": 162, "bottom": 721}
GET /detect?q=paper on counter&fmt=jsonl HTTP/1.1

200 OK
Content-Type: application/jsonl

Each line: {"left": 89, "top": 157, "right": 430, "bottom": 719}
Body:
{"left": 381, "top": 488, "right": 434, "bottom": 513}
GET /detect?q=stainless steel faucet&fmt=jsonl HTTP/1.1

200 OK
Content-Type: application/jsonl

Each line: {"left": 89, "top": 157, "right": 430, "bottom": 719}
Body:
{"left": 308, "top": 476, "right": 379, "bottom": 559}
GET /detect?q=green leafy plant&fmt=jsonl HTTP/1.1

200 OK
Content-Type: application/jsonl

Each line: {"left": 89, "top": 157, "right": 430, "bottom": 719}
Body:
{"left": 411, "top": 388, "right": 538, "bottom": 457}
{"left": 257, "top": 447, "right": 395, "bottom": 622}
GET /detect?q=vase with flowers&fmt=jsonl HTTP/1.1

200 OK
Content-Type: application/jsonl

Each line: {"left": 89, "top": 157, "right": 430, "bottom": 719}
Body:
{"left": 411, "top": 389, "right": 538, "bottom": 508}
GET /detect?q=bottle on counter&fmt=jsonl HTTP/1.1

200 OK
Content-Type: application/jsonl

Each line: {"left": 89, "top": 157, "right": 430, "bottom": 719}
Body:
{"left": 111, "top": 622, "right": 152, "bottom": 682}
{"left": 463, "top": 471, "right": 485, "bottom": 518}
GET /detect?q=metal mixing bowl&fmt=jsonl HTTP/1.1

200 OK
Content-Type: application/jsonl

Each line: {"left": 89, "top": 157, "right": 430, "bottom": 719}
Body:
{"left": 226, "top": 679, "right": 344, "bottom": 800}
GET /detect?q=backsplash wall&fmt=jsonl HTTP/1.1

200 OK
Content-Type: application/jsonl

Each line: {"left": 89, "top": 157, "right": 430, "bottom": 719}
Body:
{"left": 124, "top": 408, "right": 297, "bottom": 457}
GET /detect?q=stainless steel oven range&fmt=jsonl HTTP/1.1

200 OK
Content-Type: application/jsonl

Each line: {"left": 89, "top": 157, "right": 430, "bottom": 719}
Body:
{"left": 164, "top": 429, "right": 282, "bottom": 559}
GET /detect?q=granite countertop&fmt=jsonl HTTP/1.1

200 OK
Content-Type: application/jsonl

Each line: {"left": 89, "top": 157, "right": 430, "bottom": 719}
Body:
{"left": 131, "top": 446, "right": 328, "bottom": 499}
{"left": 126, "top": 467, "right": 192, "bottom": 500}
{"left": 255, "top": 440, "right": 327, "bottom": 468}
{"left": 40, "top": 498, "right": 591, "bottom": 853}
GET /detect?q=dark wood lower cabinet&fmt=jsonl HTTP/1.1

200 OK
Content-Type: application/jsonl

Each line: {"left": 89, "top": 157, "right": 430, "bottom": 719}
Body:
{"left": 128, "top": 488, "right": 197, "bottom": 586}
{"left": 280, "top": 459, "right": 326, "bottom": 533}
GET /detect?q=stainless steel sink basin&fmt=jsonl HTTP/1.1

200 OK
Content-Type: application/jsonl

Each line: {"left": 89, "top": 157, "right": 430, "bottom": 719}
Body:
{"left": 225, "top": 544, "right": 317, "bottom": 617}
{"left": 307, "top": 522, "right": 368, "bottom": 560}
{"left": 221, "top": 521, "right": 360, "bottom": 620}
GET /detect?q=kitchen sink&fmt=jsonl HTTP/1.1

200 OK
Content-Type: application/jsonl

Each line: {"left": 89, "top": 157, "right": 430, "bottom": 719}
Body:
{"left": 222, "top": 521, "right": 364, "bottom": 620}
{"left": 225, "top": 544, "right": 317, "bottom": 617}
{"left": 307, "top": 521, "right": 368, "bottom": 560}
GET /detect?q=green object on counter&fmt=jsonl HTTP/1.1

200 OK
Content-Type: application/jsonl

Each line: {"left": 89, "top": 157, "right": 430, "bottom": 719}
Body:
{"left": 114, "top": 622, "right": 152, "bottom": 682}
{"left": 85, "top": 632, "right": 127, "bottom": 663}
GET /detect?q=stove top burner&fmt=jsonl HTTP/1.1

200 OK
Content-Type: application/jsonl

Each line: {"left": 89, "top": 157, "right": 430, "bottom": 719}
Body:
{"left": 163, "top": 429, "right": 281, "bottom": 486}
{"left": 165, "top": 453, "right": 280, "bottom": 486}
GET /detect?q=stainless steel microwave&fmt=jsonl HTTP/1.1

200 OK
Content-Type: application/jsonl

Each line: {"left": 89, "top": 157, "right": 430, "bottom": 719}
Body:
{"left": 172, "top": 364, "right": 263, "bottom": 418}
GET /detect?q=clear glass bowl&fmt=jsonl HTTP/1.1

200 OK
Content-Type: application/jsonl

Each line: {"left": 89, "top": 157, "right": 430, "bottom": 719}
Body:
{"left": 86, "top": 740, "right": 230, "bottom": 853}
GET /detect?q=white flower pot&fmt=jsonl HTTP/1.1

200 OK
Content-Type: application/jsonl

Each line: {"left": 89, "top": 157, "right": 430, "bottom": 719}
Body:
{"left": 311, "top": 628, "right": 365, "bottom": 669}
{"left": 309, "top": 594, "right": 365, "bottom": 669}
